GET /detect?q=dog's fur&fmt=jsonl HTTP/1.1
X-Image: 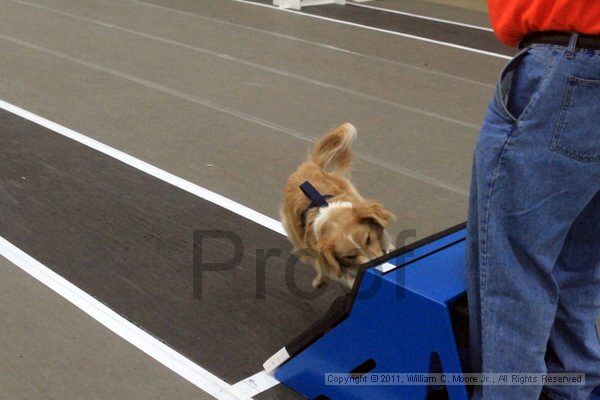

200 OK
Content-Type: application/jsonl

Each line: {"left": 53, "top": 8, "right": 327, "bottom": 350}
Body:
{"left": 280, "top": 123, "right": 395, "bottom": 289}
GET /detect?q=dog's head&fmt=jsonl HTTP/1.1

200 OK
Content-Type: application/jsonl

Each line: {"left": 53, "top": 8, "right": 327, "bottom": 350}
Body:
{"left": 312, "top": 200, "right": 395, "bottom": 288}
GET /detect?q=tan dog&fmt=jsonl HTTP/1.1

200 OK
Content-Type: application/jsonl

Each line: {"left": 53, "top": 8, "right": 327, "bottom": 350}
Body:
{"left": 280, "top": 123, "right": 395, "bottom": 289}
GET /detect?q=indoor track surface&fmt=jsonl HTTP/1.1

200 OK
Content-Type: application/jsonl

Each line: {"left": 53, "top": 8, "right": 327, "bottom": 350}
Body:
{"left": 1, "top": 1, "right": 594, "bottom": 399}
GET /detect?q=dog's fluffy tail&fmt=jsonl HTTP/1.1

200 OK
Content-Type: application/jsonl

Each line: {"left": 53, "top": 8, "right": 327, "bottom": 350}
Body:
{"left": 310, "top": 123, "right": 356, "bottom": 173}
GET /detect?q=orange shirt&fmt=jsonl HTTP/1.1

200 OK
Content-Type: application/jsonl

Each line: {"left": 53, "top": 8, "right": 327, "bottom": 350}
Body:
{"left": 488, "top": 0, "right": 600, "bottom": 47}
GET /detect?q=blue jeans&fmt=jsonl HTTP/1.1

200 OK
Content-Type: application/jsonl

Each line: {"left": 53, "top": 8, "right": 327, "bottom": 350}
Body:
{"left": 467, "top": 34, "right": 600, "bottom": 400}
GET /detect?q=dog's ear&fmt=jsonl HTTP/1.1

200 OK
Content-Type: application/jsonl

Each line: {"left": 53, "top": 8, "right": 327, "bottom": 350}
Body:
{"left": 317, "top": 242, "right": 343, "bottom": 279}
{"left": 355, "top": 200, "right": 395, "bottom": 229}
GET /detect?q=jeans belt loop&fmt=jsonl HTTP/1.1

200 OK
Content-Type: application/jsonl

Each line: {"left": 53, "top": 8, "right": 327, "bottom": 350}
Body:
{"left": 566, "top": 32, "right": 580, "bottom": 59}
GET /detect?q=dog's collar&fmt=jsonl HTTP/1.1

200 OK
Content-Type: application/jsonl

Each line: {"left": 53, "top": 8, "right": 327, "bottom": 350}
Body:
{"left": 299, "top": 181, "right": 333, "bottom": 229}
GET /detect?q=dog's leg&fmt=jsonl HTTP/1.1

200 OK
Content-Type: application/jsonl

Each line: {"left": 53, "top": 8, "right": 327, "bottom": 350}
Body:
{"left": 312, "top": 274, "right": 326, "bottom": 288}
{"left": 382, "top": 231, "right": 395, "bottom": 253}
{"left": 344, "top": 273, "right": 356, "bottom": 289}
{"left": 311, "top": 263, "right": 326, "bottom": 288}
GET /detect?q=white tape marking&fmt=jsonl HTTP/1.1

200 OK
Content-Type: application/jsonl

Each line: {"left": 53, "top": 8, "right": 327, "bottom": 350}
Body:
{"left": 233, "top": 371, "right": 280, "bottom": 398}
{"left": 263, "top": 347, "right": 291, "bottom": 373}
{"left": 0, "top": 99, "right": 286, "bottom": 236}
{"left": 0, "top": 236, "right": 247, "bottom": 400}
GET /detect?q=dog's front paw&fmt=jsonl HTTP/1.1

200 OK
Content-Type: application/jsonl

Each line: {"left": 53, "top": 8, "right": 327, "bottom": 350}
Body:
{"left": 312, "top": 276, "right": 326, "bottom": 288}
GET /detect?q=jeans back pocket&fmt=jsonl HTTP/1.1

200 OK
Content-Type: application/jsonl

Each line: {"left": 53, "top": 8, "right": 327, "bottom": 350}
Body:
{"left": 551, "top": 75, "right": 600, "bottom": 163}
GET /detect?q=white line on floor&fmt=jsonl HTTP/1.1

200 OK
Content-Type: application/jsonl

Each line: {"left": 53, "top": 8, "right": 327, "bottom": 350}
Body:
{"left": 0, "top": 99, "right": 286, "bottom": 235}
{"left": 0, "top": 98, "right": 283, "bottom": 397}
{"left": 0, "top": 236, "right": 248, "bottom": 400}
{"left": 347, "top": 1, "right": 493, "bottom": 32}
{"left": 231, "top": 0, "right": 511, "bottom": 60}
{"left": 233, "top": 371, "right": 280, "bottom": 397}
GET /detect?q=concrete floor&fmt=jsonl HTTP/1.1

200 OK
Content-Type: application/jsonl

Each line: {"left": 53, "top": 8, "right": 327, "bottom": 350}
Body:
{"left": 0, "top": 256, "right": 212, "bottom": 400}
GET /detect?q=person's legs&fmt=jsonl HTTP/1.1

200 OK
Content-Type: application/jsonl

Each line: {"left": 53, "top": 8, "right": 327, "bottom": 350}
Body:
{"left": 467, "top": 38, "right": 600, "bottom": 400}
{"left": 543, "top": 193, "right": 600, "bottom": 400}
{"left": 466, "top": 152, "right": 482, "bottom": 379}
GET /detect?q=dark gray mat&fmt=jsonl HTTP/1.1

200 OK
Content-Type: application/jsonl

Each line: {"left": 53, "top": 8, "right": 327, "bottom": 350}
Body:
{"left": 0, "top": 109, "right": 345, "bottom": 385}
